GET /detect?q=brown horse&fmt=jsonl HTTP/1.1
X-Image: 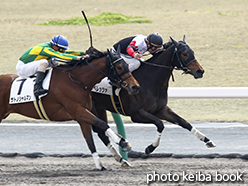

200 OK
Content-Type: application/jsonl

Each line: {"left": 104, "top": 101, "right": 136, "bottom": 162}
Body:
{"left": 90, "top": 36, "right": 216, "bottom": 167}
{"left": 0, "top": 48, "right": 140, "bottom": 170}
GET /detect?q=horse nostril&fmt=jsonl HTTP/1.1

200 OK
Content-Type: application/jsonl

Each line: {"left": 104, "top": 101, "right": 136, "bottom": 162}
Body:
{"left": 197, "top": 69, "right": 204, "bottom": 74}
{"left": 132, "top": 85, "right": 140, "bottom": 94}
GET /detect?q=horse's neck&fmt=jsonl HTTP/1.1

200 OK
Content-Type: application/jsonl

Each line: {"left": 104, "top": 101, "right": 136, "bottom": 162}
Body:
{"left": 136, "top": 47, "right": 174, "bottom": 90}
{"left": 77, "top": 57, "right": 107, "bottom": 89}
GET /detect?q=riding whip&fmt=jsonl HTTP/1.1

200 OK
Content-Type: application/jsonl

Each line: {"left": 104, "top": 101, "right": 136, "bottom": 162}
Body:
{"left": 81, "top": 10, "right": 93, "bottom": 47}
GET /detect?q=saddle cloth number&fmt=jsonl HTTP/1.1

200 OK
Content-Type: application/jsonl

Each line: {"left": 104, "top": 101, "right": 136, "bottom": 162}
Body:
{"left": 9, "top": 69, "right": 53, "bottom": 104}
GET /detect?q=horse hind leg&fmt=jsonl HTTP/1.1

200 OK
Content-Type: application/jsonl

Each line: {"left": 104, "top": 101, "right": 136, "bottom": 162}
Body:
{"left": 107, "top": 142, "right": 131, "bottom": 167}
{"left": 91, "top": 106, "right": 132, "bottom": 167}
{"left": 92, "top": 125, "right": 131, "bottom": 168}
{"left": 105, "top": 128, "right": 132, "bottom": 152}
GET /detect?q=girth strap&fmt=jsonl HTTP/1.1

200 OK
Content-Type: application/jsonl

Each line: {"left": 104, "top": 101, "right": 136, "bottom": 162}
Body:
{"left": 33, "top": 98, "right": 51, "bottom": 121}
{"left": 110, "top": 86, "right": 126, "bottom": 116}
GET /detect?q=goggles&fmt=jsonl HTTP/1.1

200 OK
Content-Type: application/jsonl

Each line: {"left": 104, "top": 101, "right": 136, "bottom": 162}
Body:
{"left": 58, "top": 47, "right": 66, "bottom": 53}
{"left": 146, "top": 39, "right": 162, "bottom": 51}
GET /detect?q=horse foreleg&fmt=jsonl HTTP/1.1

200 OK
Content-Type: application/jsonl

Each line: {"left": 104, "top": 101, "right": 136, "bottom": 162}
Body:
{"left": 92, "top": 125, "right": 131, "bottom": 167}
{"left": 79, "top": 123, "right": 106, "bottom": 171}
{"left": 75, "top": 108, "right": 132, "bottom": 152}
{"left": 91, "top": 105, "right": 132, "bottom": 167}
{"left": 131, "top": 109, "right": 165, "bottom": 154}
{"left": 190, "top": 127, "right": 216, "bottom": 147}
{"left": 155, "top": 106, "right": 216, "bottom": 148}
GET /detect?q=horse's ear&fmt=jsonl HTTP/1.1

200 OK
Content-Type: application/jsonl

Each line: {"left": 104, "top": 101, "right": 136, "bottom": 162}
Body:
{"left": 107, "top": 48, "right": 113, "bottom": 60}
{"left": 183, "top": 35, "right": 186, "bottom": 43}
{"left": 116, "top": 44, "right": 121, "bottom": 56}
{"left": 170, "top": 36, "right": 179, "bottom": 47}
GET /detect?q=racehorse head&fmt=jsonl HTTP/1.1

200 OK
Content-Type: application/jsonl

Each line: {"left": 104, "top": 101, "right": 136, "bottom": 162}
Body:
{"left": 106, "top": 46, "right": 140, "bottom": 95}
{"left": 170, "top": 36, "right": 204, "bottom": 79}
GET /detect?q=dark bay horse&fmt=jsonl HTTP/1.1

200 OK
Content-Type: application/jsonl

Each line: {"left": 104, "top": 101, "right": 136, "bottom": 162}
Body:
{"left": 0, "top": 48, "right": 140, "bottom": 170}
{"left": 91, "top": 36, "right": 216, "bottom": 166}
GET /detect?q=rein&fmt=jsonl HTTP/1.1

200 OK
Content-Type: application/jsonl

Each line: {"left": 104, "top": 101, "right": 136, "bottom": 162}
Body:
{"left": 141, "top": 60, "right": 171, "bottom": 69}
{"left": 52, "top": 56, "right": 131, "bottom": 90}
{"left": 51, "top": 58, "right": 89, "bottom": 89}
{"left": 139, "top": 44, "right": 193, "bottom": 82}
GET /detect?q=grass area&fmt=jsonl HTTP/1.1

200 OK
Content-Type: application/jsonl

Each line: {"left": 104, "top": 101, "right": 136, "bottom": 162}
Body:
{"left": 39, "top": 12, "right": 151, "bottom": 26}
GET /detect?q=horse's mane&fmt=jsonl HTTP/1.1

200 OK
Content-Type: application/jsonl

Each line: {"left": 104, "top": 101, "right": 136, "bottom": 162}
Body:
{"left": 163, "top": 41, "right": 173, "bottom": 50}
{"left": 57, "top": 47, "right": 107, "bottom": 68}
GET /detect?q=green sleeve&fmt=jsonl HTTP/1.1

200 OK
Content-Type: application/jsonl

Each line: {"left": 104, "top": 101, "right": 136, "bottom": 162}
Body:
{"left": 65, "top": 50, "right": 85, "bottom": 56}
{"left": 41, "top": 47, "right": 79, "bottom": 60}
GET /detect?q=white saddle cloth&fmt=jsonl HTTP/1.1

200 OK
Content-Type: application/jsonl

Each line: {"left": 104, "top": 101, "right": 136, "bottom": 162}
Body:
{"left": 91, "top": 77, "right": 121, "bottom": 96}
{"left": 9, "top": 69, "right": 53, "bottom": 104}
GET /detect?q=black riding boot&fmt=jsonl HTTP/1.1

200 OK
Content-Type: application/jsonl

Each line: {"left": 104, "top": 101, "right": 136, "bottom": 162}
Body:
{"left": 34, "top": 71, "right": 49, "bottom": 97}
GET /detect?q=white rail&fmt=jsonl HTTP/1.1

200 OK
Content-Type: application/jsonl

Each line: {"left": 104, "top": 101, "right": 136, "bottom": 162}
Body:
{"left": 168, "top": 87, "right": 248, "bottom": 98}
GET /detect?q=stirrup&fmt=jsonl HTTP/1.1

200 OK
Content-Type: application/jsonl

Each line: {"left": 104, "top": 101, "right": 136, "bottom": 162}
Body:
{"left": 34, "top": 89, "right": 49, "bottom": 97}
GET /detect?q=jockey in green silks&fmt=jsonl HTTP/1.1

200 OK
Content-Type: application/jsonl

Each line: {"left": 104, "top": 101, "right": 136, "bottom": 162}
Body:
{"left": 16, "top": 35, "right": 86, "bottom": 97}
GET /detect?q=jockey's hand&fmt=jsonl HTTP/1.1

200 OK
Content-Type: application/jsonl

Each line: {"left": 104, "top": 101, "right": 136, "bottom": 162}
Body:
{"left": 134, "top": 53, "right": 142, "bottom": 60}
{"left": 86, "top": 46, "right": 94, "bottom": 55}
{"left": 76, "top": 56, "right": 85, "bottom": 61}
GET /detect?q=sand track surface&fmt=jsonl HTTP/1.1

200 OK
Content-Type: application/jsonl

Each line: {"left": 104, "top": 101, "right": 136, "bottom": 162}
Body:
{"left": 0, "top": 156, "right": 247, "bottom": 185}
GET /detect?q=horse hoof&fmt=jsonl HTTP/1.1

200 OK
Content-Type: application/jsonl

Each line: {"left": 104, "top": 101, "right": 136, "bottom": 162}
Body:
{"left": 100, "top": 167, "right": 107, "bottom": 171}
{"left": 119, "top": 138, "right": 132, "bottom": 152}
{"left": 206, "top": 140, "right": 216, "bottom": 148}
{"left": 122, "top": 146, "right": 131, "bottom": 152}
{"left": 121, "top": 161, "right": 131, "bottom": 168}
{"left": 145, "top": 144, "right": 156, "bottom": 154}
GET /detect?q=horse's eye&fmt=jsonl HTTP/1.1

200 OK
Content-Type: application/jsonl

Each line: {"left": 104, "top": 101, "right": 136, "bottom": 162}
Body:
{"left": 117, "top": 66, "right": 123, "bottom": 71}
{"left": 183, "top": 53, "right": 188, "bottom": 56}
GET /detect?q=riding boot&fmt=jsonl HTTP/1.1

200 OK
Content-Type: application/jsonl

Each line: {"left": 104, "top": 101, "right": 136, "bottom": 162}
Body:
{"left": 34, "top": 71, "right": 49, "bottom": 97}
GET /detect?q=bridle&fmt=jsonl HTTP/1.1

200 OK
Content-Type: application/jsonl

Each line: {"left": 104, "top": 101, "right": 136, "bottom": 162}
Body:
{"left": 100, "top": 55, "right": 133, "bottom": 88}
{"left": 141, "top": 43, "right": 196, "bottom": 72}
{"left": 172, "top": 45, "right": 196, "bottom": 73}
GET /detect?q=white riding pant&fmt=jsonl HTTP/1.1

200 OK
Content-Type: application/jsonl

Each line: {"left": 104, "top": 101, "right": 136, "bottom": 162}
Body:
{"left": 16, "top": 59, "right": 54, "bottom": 78}
{"left": 111, "top": 47, "right": 141, "bottom": 72}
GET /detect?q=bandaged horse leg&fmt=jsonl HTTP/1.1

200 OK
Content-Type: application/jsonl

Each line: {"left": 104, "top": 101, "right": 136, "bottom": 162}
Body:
{"left": 80, "top": 123, "right": 106, "bottom": 170}
{"left": 145, "top": 132, "right": 162, "bottom": 154}
{"left": 157, "top": 106, "right": 216, "bottom": 148}
{"left": 191, "top": 126, "right": 216, "bottom": 147}
{"left": 107, "top": 142, "right": 131, "bottom": 167}
{"left": 105, "top": 128, "right": 131, "bottom": 152}
{"left": 91, "top": 125, "right": 131, "bottom": 168}
{"left": 92, "top": 152, "right": 105, "bottom": 170}
{"left": 130, "top": 109, "right": 164, "bottom": 155}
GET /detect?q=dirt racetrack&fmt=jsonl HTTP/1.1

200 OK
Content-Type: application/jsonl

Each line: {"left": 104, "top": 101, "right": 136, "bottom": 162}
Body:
{"left": 0, "top": 156, "right": 247, "bottom": 185}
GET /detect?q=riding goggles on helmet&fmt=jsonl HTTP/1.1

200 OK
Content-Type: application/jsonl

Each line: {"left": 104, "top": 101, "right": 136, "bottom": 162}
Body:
{"left": 146, "top": 38, "right": 163, "bottom": 51}
{"left": 58, "top": 47, "right": 65, "bottom": 53}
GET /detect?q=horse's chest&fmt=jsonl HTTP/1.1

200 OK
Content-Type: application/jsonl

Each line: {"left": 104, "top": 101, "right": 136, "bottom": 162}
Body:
{"left": 145, "top": 98, "right": 166, "bottom": 113}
